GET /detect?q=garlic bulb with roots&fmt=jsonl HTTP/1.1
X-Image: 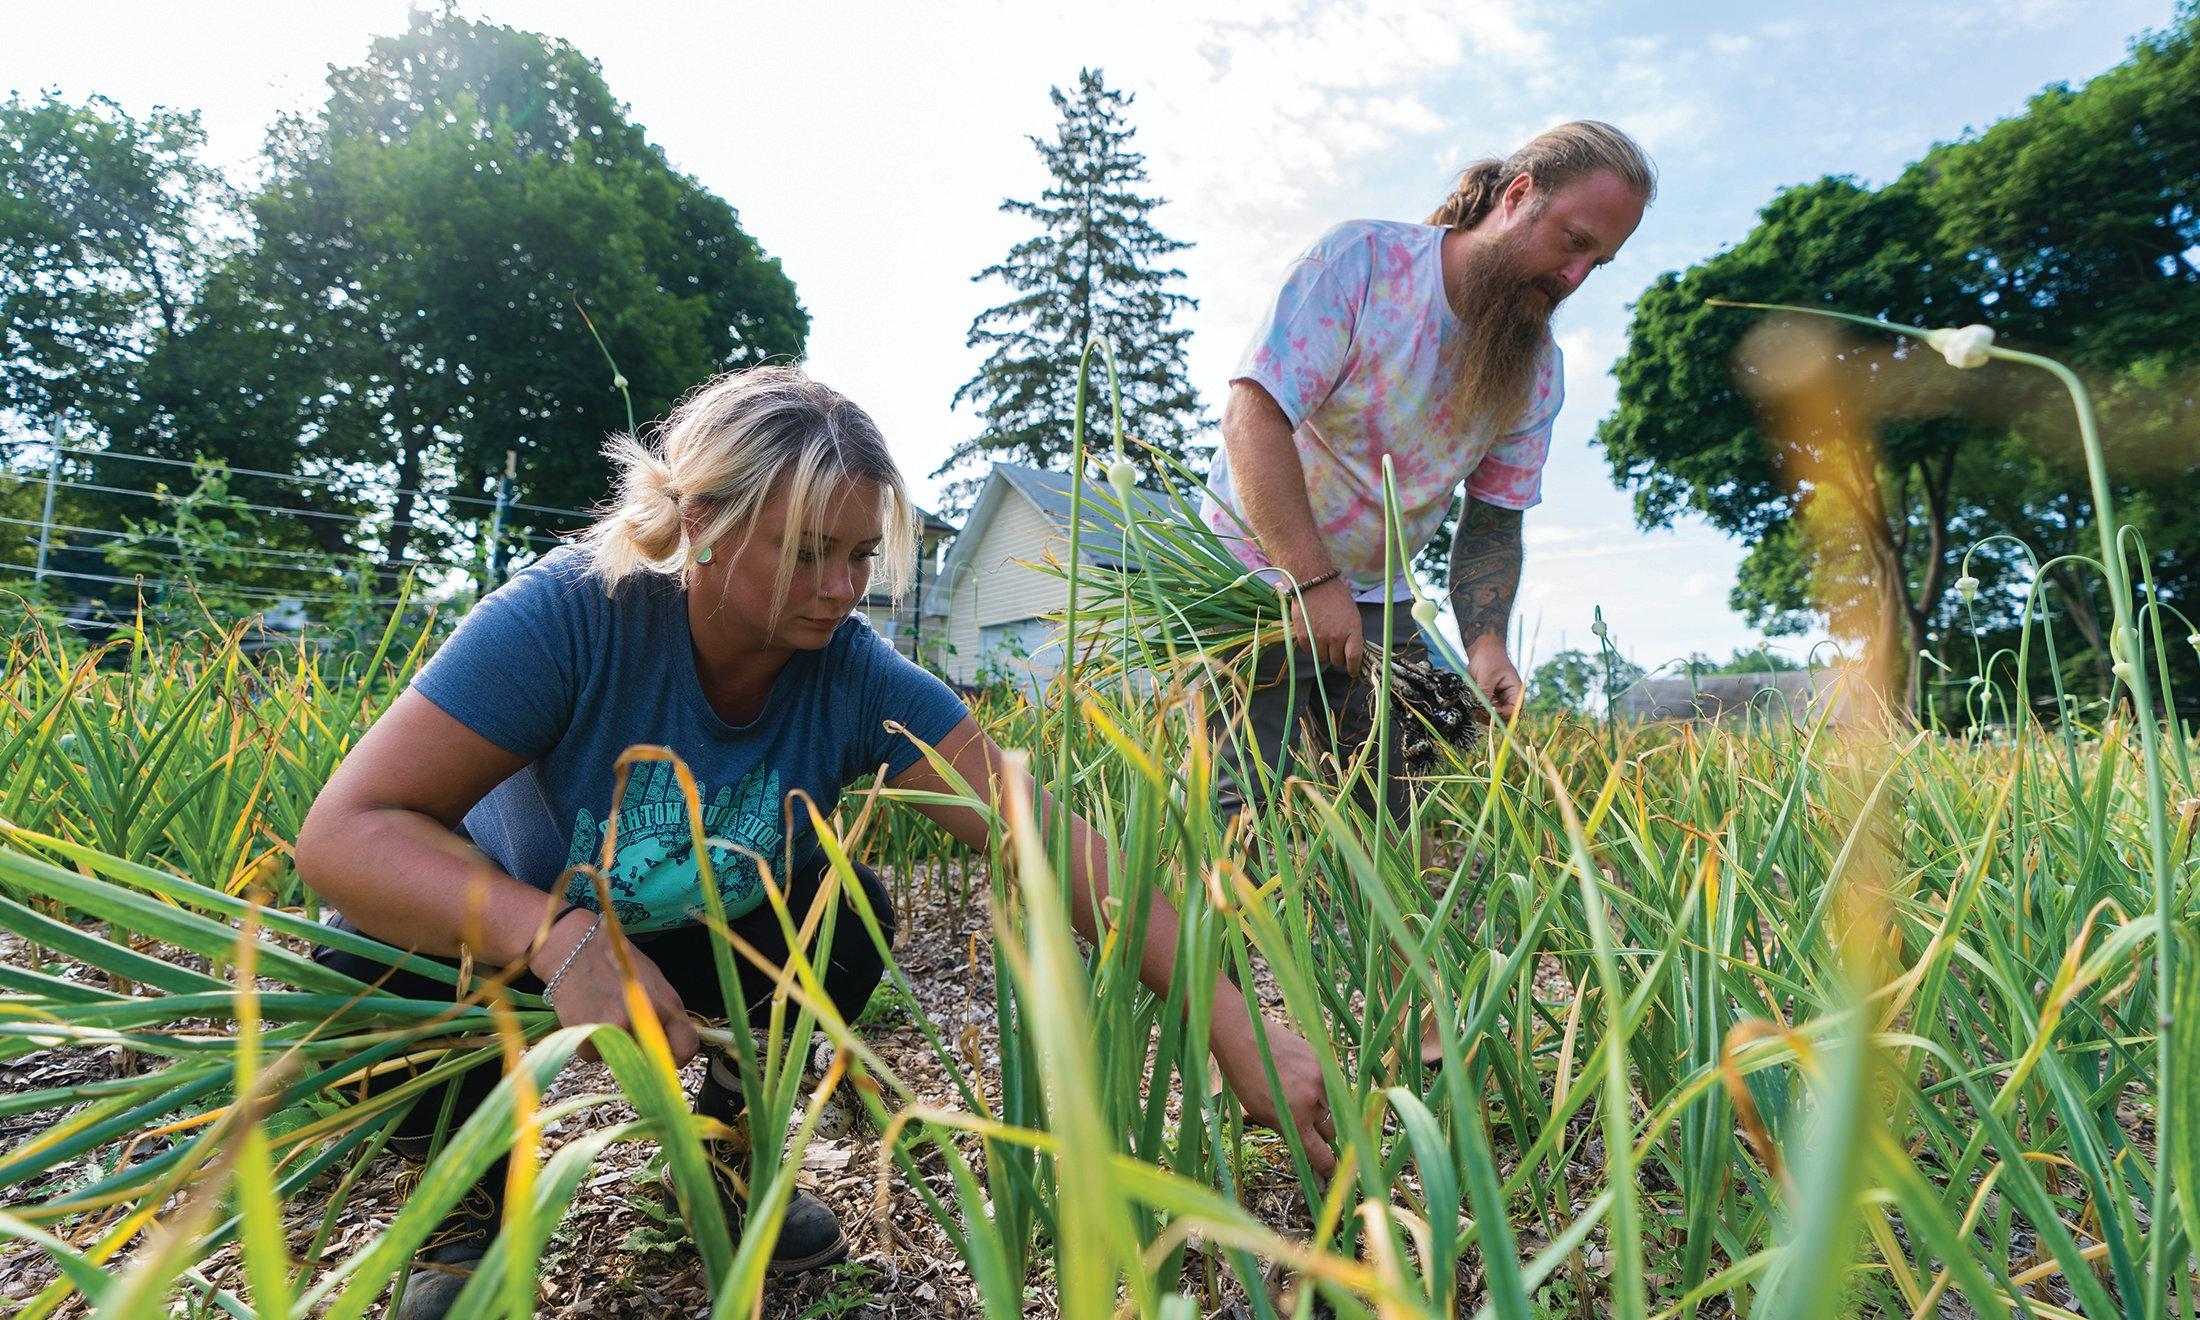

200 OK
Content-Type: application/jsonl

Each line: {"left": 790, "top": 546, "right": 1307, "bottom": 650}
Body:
{"left": 1379, "top": 649, "right": 1491, "bottom": 776}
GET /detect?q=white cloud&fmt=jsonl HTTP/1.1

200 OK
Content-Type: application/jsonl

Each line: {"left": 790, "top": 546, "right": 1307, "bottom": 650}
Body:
{"left": 1120, "top": 0, "right": 1555, "bottom": 344}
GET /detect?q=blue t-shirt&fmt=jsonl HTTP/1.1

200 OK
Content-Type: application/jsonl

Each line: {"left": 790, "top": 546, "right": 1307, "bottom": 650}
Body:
{"left": 411, "top": 547, "right": 969, "bottom": 932}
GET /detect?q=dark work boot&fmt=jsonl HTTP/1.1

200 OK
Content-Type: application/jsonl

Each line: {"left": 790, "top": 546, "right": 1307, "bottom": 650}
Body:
{"left": 390, "top": 1173, "right": 504, "bottom": 1319}
{"left": 682, "top": 1051, "right": 849, "bottom": 1274}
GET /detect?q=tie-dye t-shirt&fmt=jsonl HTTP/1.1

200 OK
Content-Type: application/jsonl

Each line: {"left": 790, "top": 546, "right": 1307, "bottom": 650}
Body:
{"left": 1202, "top": 219, "right": 1563, "bottom": 602}
{"left": 410, "top": 547, "right": 969, "bottom": 932}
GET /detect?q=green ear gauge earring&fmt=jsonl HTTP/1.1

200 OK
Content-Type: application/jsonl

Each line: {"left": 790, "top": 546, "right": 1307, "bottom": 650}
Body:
{"left": 694, "top": 545, "right": 713, "bottom": 565}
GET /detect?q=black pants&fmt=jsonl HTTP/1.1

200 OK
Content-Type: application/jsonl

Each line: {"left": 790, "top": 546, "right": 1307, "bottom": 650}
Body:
{"left": 1213, "top": 601, "right": 1424, "bottom": 824}
{"left": 312, "top": 856, "right": 895, "bottom": 1159}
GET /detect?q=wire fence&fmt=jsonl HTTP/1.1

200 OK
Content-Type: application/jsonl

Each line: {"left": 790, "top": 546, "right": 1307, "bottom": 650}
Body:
{"left": 0, "top": 436, "right": 582, "bottom": 623}
{"left": 25, "top": 443, "right": 599, "bottom": 520}
{"left": 0, "top": 470, "right": 580, "bottom": 549}
{"left": 0, "top": 561, "right": 418, "bottom": 609}
{"left": 0, "top": 513, "right": 446, "bottom": 577}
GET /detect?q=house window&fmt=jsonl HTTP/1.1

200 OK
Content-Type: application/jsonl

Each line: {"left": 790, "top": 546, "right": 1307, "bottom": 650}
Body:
{"left": 978, "top": 616, "right": 1061, "bottom": 696}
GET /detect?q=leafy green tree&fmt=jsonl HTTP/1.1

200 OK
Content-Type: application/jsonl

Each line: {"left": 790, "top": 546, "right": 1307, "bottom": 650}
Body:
{"left": 142, "top": 11, "right": 806, "bottom": 565}
{"left": 1597, "top": 11, "right": 2200, "bottom": 704}
{"left": 939, "top": 68, "right": 1205, "bottom": 511}
{"left": 0, "top": 92, "right": 232, "bottom": 440}
{"left": 1923, "top": 11, "right": 2200, "bottom": 696}
{"left": 1526, "top": 649, "right": 1599, "bottom": 716}
{"left": 0, "top": 93, "right": 278, "bottom": 616}
{"left": 1596, "top": 176, "right": 1991, "bottom": 691}
{"left": 1527, "top": 647, "right": 1646, "bottom": 716}
{"left": 1924, "top": 16, "right": 2200, "bottom": 362}
{"left": 1684, "top": 648, "right": 1802, "bottom": 676}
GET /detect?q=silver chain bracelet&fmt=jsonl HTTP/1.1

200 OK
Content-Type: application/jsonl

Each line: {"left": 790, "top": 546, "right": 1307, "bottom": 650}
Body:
{"left": 540, "top": 911, "right": 603, "bottom": 1010}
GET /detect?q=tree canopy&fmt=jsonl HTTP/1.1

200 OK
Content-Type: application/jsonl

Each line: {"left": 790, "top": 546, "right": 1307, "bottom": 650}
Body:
{"left": 6, "top": 11, "right": 807, "bottom": 584}
{"left": 1596, "top": 10, "right": 2200, "bottom": 705}
{"left": 1526, "top": 646, "right": 1647, "bottom": 717}
{"left": 0, "top": 92, "right": 231, "bottom": 441}
{"left": 190, "top": 12, "right": 804, "bottom": 564}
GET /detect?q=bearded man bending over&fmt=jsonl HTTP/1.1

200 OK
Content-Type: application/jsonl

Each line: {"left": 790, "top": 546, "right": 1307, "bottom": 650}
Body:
{"left": 1205, "top": 120, "right": 1655, "bottom": 822}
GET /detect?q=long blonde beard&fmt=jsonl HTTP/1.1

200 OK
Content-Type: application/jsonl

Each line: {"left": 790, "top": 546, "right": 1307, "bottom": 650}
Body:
{"left": 1444, "top": 226, "right": 1555, "bottom": 438}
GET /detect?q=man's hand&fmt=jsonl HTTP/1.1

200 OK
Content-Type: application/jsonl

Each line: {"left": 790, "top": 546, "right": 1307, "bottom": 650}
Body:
{"left": 1212, "top": 1013, "right": 1338, "bottom": 1177}
{"left": 529, "top": 910, "right": 701, "bottom": 1065}
{"left": 1466, "top": 633, "right": 1524, "bottom": 720}
{"left": 1285, "top": 575, "right": 1363, "bottom": 675}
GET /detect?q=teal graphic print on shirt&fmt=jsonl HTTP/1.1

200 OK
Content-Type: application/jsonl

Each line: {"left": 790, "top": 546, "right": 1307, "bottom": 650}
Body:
{"left": 559, "top": 758, "right": 782, "bottom": 930}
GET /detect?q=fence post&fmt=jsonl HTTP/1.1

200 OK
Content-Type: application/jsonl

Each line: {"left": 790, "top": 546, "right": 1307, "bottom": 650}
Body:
{"left": 32, "top": 445, "right": 60, "bottom": 586}
{"left": 482, "top": 450, "right": 516, "bottom": 590}
{"left": 911, "top": 527, "right": 926, "bottom": 662}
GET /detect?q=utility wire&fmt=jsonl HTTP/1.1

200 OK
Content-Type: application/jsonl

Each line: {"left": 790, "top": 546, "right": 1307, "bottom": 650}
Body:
{"left": 3, "top": 514, "right": 396, "bottom": 573}
{"left": 25, "top": 541, "right": 408, "bottom": 590}
{"left": 6, "top": 604, "right": 390, "bottom": 640}
{"left": 0, "top": 470, "right": 574, "bottom": 549}
{"left": 0, "top": 513, "right": 454, "bottom": 578}
{"left": 1, "top": 439, "right": 599, "bottom": 519}
{"left": 0, "top": 561, "right": 421, "bottom": 608}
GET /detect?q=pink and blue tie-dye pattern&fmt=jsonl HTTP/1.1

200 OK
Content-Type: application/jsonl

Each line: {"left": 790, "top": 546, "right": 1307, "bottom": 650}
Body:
{"left": 1201, "top": 219, "right": 1562, "bottom": 602}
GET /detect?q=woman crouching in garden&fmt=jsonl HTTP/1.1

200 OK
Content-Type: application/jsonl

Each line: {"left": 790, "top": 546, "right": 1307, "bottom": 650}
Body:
{"left": 292, "top": 366, "right": 1334, "bottom": 1318}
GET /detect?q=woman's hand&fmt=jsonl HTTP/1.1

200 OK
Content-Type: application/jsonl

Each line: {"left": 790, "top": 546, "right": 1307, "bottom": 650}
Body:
{"left": 1211, "top": 1013, "right": 1338, "bottom": 1177}
{"left": 529, "top": 910, "right": 701, "bottom": 1065}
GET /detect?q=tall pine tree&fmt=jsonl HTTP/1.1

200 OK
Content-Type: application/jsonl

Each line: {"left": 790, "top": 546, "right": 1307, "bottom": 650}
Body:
{"left": 938, "top": 68, "right": 1205, "bottom": 511}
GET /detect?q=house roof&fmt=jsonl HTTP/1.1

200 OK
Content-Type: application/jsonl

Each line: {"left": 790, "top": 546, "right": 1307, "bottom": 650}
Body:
{"left": 991, "top": 462, "right": 1174, "bottom": 563}
{"left": 922, "top": 461, "right": 1181, "bottom": 615}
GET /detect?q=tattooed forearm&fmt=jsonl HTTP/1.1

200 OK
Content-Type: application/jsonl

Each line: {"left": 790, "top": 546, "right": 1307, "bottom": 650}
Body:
{"left": 1448, "top": 498, "right": 1524, "bottom": 646}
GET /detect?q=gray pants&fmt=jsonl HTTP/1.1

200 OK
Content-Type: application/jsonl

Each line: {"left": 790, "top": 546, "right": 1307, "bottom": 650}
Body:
{"left": 1212, "top": 601, "right": 1425, "bottom": 823}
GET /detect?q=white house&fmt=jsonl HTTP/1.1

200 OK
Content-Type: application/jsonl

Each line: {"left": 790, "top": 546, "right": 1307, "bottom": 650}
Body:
{"left": 924, "top": 462, "right": 1172, "bottom": 690}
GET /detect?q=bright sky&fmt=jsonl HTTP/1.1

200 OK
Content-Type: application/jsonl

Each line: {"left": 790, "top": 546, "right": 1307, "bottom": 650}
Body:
{"left": 7, "top": 0, "right": 2177, "bottom": 673}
